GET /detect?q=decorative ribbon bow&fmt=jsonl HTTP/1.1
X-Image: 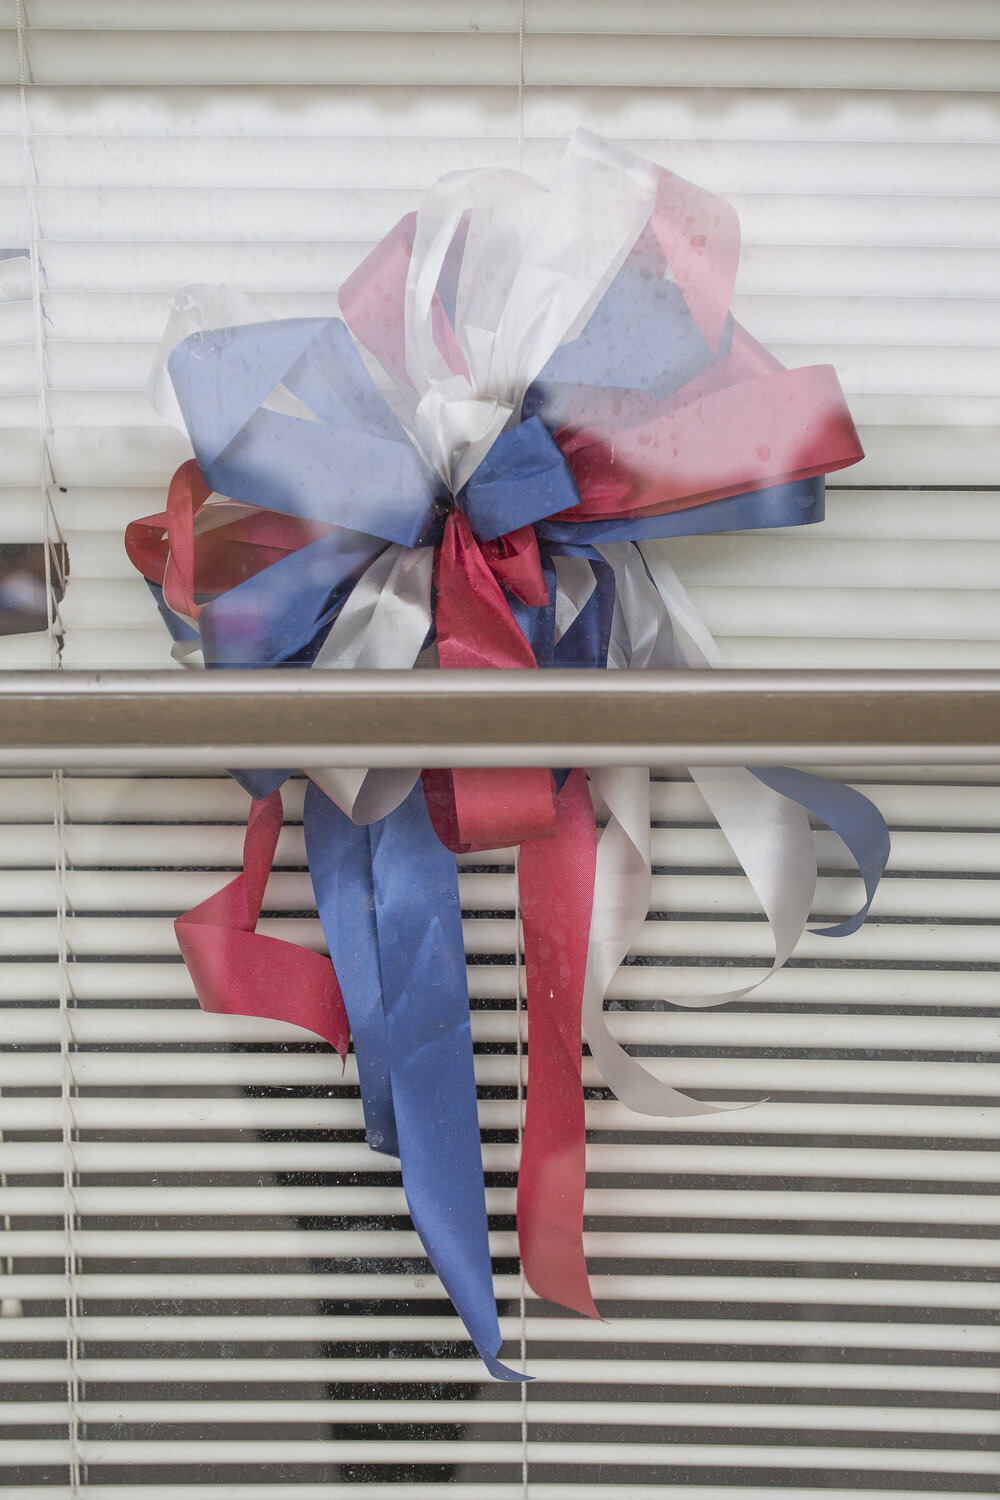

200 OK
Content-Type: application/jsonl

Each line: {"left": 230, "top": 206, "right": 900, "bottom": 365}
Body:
{"left": 126, "top": 131, "right": 890, "bottom": 1379}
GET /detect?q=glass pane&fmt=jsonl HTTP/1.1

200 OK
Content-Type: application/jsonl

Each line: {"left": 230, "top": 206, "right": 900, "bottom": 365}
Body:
{"left": 2, "top": 761, "right": 997, "bottom": 1491}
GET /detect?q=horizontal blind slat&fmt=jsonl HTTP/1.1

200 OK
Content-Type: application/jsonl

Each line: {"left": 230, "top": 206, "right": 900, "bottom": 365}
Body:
{"left": 4, "top": 33, "right": 1000, "bottom": 90}
{"left": 19, "top": 0, "right": 1000, "bottom": 38}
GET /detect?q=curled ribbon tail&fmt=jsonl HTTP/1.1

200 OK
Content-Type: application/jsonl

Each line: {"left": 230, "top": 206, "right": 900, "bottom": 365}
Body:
{"left": 583, "top": 767, "right": 738, "bottom": 1117}
{"left": 175, "top": 790, "right": 350, "bottom": 1062}
{"left": 751, "top": 766, "right": 891, "bottom": 937}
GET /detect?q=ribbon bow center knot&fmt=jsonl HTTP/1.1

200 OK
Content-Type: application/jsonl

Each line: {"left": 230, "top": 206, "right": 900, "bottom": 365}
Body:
{"left": 413, "top": 381, "right": 515, "bottom": 495}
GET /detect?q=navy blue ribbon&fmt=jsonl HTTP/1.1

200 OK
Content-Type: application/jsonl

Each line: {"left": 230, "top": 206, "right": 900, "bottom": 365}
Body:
{"left": 304, "top": 779, "right": 525, "bottom": 1381}
{"left": 461, "top": 417, "right": 581, "bottom": 540}
{"left": 538, "top": 476, "right": 825, "bottom": 544}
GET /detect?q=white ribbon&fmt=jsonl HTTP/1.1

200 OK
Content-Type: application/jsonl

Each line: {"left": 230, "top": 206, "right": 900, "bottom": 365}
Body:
{"left": 580, "top": 543, "right": 817, "bottom": 1116}
{"left": 150, "top": 285, "right": 275, "bottom": 436}
{"left": 305, "top": 543, "right": 434, "bottom": 825}
{"left": 399, "top": 129, "right": 658, "bottom": 492}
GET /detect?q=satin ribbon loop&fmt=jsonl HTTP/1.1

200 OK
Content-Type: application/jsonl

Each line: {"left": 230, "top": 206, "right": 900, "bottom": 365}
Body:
{"left": 162, "top": 457, "right": 212, "bottom": 621}
{"left": 166, "top": 312, "right": 445, "bottom": 548}
{"left": 461, "top": 416, "right": 582, "bottom": 543}
{"left": 479, "top": 525, "right": 549, "bottom": 608}
{"left": 175, "top": 790, "right": 350, "bottom": 1061}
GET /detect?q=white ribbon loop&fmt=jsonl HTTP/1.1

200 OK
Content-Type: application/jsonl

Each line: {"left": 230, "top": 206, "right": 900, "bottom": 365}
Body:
{"left": 401, "top": 130, "right": 658, "bottom": 493}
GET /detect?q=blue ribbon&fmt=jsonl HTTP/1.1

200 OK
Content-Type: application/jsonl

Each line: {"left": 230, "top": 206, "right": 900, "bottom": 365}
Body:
{"left": 751, "top": 767, "right": 891, "bottom": 937}
{"left": 524, "top": 263, "right": 733, "bottom": 424}
{"left": 461, "top": 417, "right": 581, "bottom": 540}
{"left": 538, "top": 476, "right": 825, "bottom": 544}
{"left": 302, "top": 782, "right": 399, "bottom": 1157}
{"left": 304, "top": 779, "right": 526, "bottom": 1381}
{"left": 168, "top": 318, "right": 444, "bottom": 547}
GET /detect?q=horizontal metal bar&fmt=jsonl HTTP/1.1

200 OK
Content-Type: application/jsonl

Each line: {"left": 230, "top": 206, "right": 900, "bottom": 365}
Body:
{"left": 0, "top": 669, "right": 998, "bottom": 769}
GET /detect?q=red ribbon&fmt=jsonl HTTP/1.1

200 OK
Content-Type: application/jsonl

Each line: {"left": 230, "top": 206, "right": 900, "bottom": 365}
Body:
{"left": 124, "top": 458, "right": 332, "bottom": 616}
{"left": 428, "top": 511, "right": 602, "bottom": 1316}
{"left": 433, "top": 508, "right": 556, "bottom": 847}
{"left": 175, "top": 790, "right": 350, "bottom": 1061}
{"left": 517, "top": 768, "right": 599, "bottom": 1318}
{"left": 556, "top": 362, "right": 863, "bottom": 522}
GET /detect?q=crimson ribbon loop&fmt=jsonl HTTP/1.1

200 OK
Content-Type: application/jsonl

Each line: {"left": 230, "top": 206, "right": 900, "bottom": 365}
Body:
{"left": 162, "top": 457, "right": 212, "bottom": 620}
{"left": 175, "top": 790, "right": 350, "bottom": 1060}
{"left": 124, "top": 457, "right": 336, "bottom": 618}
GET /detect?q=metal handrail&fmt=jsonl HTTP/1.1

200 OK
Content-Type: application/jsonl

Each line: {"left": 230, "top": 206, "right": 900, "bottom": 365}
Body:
{"left": 1, "top": 669, "right": 998, "bottom": 768}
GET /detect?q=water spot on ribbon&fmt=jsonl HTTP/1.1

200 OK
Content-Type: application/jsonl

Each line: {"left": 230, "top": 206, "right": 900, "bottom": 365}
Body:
{"left": 756, "top": 443, "right": 772, "bottom": 461}
{"left": 691, "top": 233, "right": 706, "bottom": 249}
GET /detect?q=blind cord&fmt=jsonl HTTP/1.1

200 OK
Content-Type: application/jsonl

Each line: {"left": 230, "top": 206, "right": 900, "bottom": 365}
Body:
{"left": 517, "top": 0, "right": 525, "bottom": 174}
{"left": 15, "top": 5, "right": 82, "bottom": 1495}
{"left": 52, "top": 769, "right": 81, "bottom": 1499}
{"left": 515, "top": 9, "right": 529, "bottom": 1494}
{"left": 14, "top": 0, "right": 65, "bottom": 666}
{"left": 513, "top": 848, "right": 529, "bottom": 1497}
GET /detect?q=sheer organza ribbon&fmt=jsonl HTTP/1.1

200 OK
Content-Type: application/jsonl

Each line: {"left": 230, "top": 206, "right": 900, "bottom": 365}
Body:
{"left": 126, "top": 131, "right": 888, "bottom": 1377}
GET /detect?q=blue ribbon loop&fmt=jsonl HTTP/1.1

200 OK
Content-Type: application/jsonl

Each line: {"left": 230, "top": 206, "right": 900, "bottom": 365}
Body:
{"left": 525, "top": 263, "right": 734, "bottom": 428}
{"left": 169, "top": 318, "right": 443, "bottom": 547}
{"left": 200, "top": 529, "right": 384, "bottom": 669}
{"left": 752, "top": 767, "right": 892, "bottom": 936}
{"left": 461, "top": 417, "right": 581, "bottom": 541}
{"left": 538, "top": 476, "right": 825, "bottom": 544}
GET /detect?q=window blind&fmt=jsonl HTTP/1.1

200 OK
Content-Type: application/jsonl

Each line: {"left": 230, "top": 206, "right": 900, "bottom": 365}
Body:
{"left": 2, "top": 2, "right": 999, "bottom": 1495}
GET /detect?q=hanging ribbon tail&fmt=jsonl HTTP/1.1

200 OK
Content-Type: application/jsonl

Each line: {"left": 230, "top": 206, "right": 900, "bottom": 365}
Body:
{"left": 175, "top": 790, "right": 349, "bottom": 1061}
{"left": 517, "top": 769, "right": 600, "bottom": 1318}
{"left": 305, "top": 779, "right": 526, "bottom": 1381}
{"left": 583, "top": 766, "right": 748, "bottom": 1117}
{"left": 303, "top": 781, "right": 399, "bottom": 1157}
{"left": 751, "top": 767, "right": 891, "bottom": 937}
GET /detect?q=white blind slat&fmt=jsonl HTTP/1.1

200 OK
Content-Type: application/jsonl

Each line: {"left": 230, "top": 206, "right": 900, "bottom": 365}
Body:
{"left": 2, "top": 32, "right": 999, "bottom": 92}
{"left": 16, "top": 0, "right": 1000, "bottom": 38}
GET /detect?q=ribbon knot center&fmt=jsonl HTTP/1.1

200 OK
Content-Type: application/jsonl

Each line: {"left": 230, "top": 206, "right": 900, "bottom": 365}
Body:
{"left": 413, "top": 382, "right": 514, "bottom": 495}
